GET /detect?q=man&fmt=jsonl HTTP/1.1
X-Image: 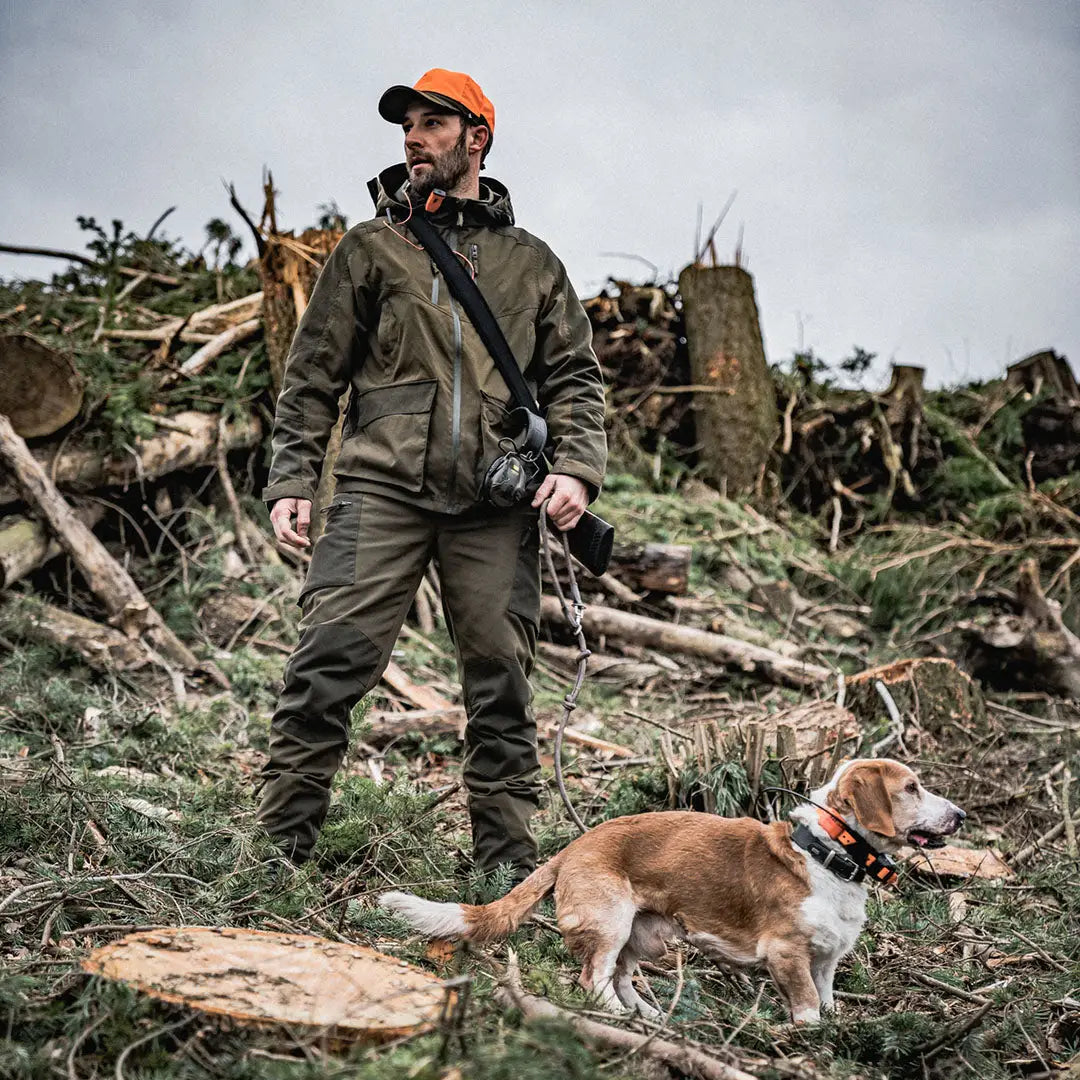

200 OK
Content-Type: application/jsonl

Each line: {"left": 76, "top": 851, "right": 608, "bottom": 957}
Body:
{"left": 257, "top": 69, "right": 607, "bottom": 882}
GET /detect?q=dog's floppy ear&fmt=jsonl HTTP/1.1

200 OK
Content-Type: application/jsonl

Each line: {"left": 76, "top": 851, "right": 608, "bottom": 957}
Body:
{"left": 833, "top": 763, "right": 896, "bottom": 838}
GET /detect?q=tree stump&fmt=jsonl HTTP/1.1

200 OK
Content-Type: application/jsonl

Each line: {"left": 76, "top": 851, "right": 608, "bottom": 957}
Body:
{"left": 960, "top": 559, "right": 1080, "bottom": 698}
{"left": 844, "top": 657, "right": 987, "bottom": 736}
{"left": 676, "top": 265, "right": 777, "bottom": 496}
{"left": 0, "top": 333, "right": 84, "bottom": 437}
{"left": 1005, "top": 349, "right": 1079, "bottom": 404}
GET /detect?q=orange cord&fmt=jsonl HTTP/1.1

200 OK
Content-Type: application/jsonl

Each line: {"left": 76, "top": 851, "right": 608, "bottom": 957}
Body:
{"left": 382, "top": 197, "right": 476, "bottom": 279}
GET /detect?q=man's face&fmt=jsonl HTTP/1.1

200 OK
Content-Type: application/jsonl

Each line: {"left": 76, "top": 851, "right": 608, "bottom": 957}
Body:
{"left": 403, "top": 104, "right": 470, "bottom": 199}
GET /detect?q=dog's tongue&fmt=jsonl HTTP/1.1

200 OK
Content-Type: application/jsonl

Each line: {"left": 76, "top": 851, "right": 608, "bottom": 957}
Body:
{"left": 909, "top": 831, "right": 946, "bottom": 848}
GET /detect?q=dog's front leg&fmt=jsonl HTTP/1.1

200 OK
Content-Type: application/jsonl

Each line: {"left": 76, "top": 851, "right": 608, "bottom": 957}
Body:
{"left": 811, "top": 953, "right": 840, "bottom": 1012}
{"left": 765, "top": 939, "right": 821, "bottom": 1024}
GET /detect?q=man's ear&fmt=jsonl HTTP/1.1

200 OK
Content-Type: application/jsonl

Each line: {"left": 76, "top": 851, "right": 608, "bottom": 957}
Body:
{"left": 836, "top": 764, "right": 896, "bottom": 838}
{"left": 469, "top": 124, "right": 490, "bottom": 156}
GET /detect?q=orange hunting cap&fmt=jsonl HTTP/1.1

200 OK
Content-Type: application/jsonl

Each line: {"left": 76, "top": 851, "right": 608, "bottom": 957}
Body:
{"left": 379, "top": 68, "right": 496, "bottom": 141}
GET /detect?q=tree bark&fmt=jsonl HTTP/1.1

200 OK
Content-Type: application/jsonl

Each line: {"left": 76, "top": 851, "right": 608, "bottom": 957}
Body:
{"left": 0, "top": 503, "right": 104, "bottom": 587}
{"left": 608, "top": 542, "right": 692, "bottom": 594}
{"left": 13, "top": 598, "right": 148, "bottom": 670}
{"left": 260, "top": 228, "right": 343, "bottom": 399}
{"left": 677, "top": 265, "right": 778, "bottom": 496}
{"left": 541, "top": 595, "right": 829, "bottom": 688}
{"left": 0, "top": 413, "right": 226, "bottom": 686}
{"left": 0, "top": 410, "right": 260, "bottom": 507}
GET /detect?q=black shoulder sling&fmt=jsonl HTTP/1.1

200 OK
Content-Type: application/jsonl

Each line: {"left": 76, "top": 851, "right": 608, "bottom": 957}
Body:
{"left": 408, "top": 205, "right": 614, "bottom": 577}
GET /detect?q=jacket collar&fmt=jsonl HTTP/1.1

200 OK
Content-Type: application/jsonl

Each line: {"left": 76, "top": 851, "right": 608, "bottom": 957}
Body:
{"left": 367, "top": 163, "right": 515, "bottom": 228}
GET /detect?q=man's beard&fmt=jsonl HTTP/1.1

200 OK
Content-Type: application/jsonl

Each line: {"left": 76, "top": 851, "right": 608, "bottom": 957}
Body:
{"left": 408, "top": 128, "right": 470, "bottom": 200}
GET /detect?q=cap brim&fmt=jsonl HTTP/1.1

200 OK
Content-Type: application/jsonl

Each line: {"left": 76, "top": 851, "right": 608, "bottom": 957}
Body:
{"left": 379, "top": 86, "right": 466, "bottom": 124}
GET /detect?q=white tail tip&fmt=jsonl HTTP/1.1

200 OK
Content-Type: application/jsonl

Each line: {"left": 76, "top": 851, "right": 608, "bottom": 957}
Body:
{"left": 379, "top": 890, "right": 468, "bottom": 938}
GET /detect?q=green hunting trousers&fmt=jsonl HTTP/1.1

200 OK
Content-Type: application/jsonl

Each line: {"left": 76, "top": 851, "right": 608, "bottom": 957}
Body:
{"left": 256, "top": 490, "right": 542, "bottom": 873}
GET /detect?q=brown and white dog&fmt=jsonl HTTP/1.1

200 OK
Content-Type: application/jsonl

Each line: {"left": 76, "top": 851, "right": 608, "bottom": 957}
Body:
{"left": 380, "top": 758, "right": 964, "bottom": 1023}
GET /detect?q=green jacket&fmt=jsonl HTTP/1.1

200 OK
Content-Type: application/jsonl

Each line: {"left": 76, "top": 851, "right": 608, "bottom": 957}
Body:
{"left": 263, "top": 164, "right": 607, "bottom": 514}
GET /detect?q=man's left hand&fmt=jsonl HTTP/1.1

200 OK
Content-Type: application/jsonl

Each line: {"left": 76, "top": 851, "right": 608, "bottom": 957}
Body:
{"left": 532, "top": 473, "right": 589, "bottom": 531}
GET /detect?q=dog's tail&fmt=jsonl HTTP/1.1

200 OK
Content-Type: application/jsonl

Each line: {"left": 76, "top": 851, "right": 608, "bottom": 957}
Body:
{"left": 380, "top": 854, "right": 563, "bottom": 945}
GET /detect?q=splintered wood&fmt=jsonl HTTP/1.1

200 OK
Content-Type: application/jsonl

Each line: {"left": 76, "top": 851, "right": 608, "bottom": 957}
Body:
{"left": 83, "top": 927, "right": 451, "bottom": 1043}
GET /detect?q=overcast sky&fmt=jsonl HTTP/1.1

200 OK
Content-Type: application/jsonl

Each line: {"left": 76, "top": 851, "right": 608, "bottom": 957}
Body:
{"left": 2, "top": 1, "right": 1077, "bottom": 387}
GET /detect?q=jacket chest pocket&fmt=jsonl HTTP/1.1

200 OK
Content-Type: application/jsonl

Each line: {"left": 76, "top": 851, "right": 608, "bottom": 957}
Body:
{"left": 342, "top": 378, "right": 438, "bottom": 493}
{"left": 299, "top": 496, "right": 363, "bottom": 604}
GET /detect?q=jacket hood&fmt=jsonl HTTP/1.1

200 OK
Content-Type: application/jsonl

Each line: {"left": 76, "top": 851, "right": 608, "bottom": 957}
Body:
{"left": 367, "top": 163, "right": 515, "bottom": 228}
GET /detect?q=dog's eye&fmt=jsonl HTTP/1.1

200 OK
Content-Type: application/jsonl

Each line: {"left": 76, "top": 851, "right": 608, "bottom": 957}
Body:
{"left": 905, "top": 781, "right": 918, "bottom": 794}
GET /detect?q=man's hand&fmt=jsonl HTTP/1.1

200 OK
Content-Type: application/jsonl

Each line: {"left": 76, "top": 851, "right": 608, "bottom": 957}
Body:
{"left": 532, "top": 473, "right": 589, "bottom": 531}
{"left": 270, "top": 497, "right": 313, "bottom": 549}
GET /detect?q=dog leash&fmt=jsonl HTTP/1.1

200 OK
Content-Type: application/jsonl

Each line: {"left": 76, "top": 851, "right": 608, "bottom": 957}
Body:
{"left": 538, "top": 498, "right": 591, "bottom": 834}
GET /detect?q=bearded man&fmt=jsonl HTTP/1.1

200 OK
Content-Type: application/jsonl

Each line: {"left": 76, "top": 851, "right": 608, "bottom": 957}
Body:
{"left": 256, "top": 69, "right": 608, "bottom": 883}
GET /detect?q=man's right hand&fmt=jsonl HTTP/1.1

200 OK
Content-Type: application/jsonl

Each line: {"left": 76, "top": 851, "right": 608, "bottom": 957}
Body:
{"left": 270, "top": 498, "right": 313, "bottom": 549}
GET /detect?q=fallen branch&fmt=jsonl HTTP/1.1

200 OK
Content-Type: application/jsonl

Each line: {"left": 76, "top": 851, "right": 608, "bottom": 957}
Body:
{"left": 540, "top": 595, "right": 830, "bottom": 688}
{"left": 0, "top": 502, "right": 105, "bottom": 587}
{"left": 0, "top": 410, "right": 261, "bottom": 507}
{"left": 170, "top": 318, "right": 261, "bottom": 382}
{"left": 495, "top": 950, "right": 756, "bottom": 1080}
{"left": 0, "top": 413, "right": 227, "bottom": 687}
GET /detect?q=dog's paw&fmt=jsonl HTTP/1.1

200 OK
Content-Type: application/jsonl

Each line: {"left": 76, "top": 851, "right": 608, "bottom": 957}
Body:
{"left": 791, "top": 1007, "right": 822, "bottom": 1025}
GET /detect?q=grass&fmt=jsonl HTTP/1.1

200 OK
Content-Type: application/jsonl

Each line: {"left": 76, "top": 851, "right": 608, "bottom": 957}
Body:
{"left": 2, "top": 263, "right": 1079, "bottom": 1076}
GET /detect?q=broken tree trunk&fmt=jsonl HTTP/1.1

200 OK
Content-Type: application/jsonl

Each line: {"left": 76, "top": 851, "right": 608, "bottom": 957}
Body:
{"left": 0, "top": 413, "right": 227, "bottom": 686}
{"left": 0, "top": 502, "right": 105, "bottom": 587}
{"left": 540, "top": 595, "right": 829, "bottom": 688}
{"left": 13, "top": 598, "right": 148, "bottom": 670}
{"left": 259, "top": 226, "right": 343, "bottom": 399}
{"left": 0, "top": 409, "right": 260, "bottom": 507}
{"left": 0, "top": 333, "right": 85, "bottom": 438}
{"left": 961, "top": 558, "right": 1080, "bottom": 698}
{"left": 676, "top": 265, "right": 778, "bottom": 496}
{"left": 844, "top": 657, "right": 987, "bottom": 735}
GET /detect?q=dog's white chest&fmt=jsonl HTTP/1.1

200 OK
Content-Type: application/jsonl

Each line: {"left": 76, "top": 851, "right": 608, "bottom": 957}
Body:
{"left": 798, "top": 854, "right": 868, "bottom": 958}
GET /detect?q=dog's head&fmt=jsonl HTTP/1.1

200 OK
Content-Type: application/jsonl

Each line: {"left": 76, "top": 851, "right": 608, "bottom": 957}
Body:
{"left": 823, "top": 759, "right": 965, "bottom": 851}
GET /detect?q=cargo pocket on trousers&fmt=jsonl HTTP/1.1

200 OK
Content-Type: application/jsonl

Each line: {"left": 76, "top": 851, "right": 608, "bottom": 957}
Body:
{"left": 298, "top": 495, "right": 363, "bottom": 605}
{"left": 507, "top": 510, "right": 541, "bottom": 629}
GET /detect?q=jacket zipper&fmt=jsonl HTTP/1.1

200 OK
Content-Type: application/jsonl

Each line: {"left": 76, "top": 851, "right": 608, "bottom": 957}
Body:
{"left": 446, "top": 230, "right": 463, "bottom": 506}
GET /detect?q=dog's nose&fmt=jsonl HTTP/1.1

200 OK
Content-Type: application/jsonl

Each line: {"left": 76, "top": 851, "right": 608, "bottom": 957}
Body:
{"left": 953, "top": 807, "right": 967, "bottom": 826}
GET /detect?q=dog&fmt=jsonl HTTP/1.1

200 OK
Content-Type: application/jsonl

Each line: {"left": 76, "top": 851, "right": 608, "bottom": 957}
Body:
{"left": 380, "top": 758, "right": 965, "bottom": 1023}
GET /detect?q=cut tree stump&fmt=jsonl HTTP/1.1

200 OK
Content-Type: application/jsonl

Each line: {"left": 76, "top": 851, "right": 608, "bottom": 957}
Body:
{"left": 0, "top": 412, "right": 226, "bottom": 686}
{"left": 0, "top": 333, "right": 85, "bottom": 437}
{"left": 676, "top": 264, "right": 778, "bottom": 496}
{"left": 1005, "top": 349, "right": 1079, "bottom": 404}
{"left": 844, "top": 657, "right": 987, "bottom": 735}
{"left": 0, "top": 410, "right": 260, "bottom": 507}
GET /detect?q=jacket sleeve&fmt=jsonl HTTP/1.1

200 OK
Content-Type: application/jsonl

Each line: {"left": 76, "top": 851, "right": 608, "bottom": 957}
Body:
{"left": 531, "top": 246, "right": 608, "bottom": 500}
{"left": 262, "top": 232, "right": 372, "bottom": 504}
